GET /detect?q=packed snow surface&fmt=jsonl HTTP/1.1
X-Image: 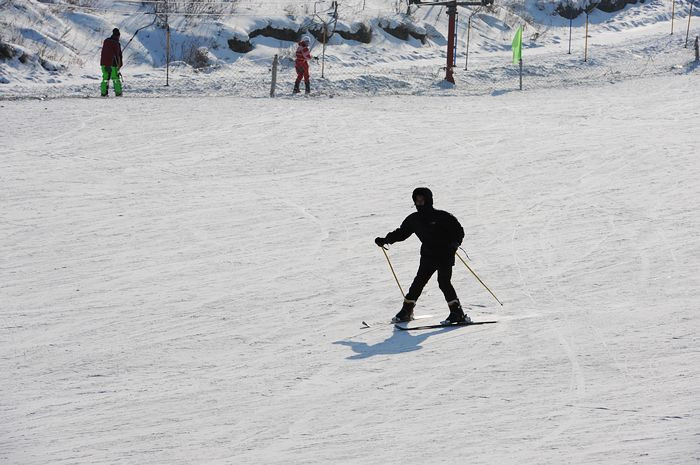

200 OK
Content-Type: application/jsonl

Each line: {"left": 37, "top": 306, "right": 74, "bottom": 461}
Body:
{"left": 1, "top": 74, "right": 699, "bottom": 464}
{"left": 1, "top": 1, "right": 700, "bottom": 464}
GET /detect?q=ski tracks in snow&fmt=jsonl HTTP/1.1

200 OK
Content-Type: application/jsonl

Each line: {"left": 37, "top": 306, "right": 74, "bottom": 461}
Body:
{"left": 449, "top": 121, "right": 630, "bottom": 451}
{"left": 3, "top": 79, "right": 699, "bottom": 465}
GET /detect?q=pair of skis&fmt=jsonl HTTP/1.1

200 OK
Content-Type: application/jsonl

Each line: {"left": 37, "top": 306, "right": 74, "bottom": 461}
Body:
{"left": 361, "top": 315, "right": 497, "bottom": 331}
{"left": 395, "top": 320, "right": 497, "bottom": 331}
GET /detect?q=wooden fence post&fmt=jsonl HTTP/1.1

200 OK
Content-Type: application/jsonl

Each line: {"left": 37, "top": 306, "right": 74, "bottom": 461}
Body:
{"left": 270, "top": 54, "right": 278, "bottom": 97}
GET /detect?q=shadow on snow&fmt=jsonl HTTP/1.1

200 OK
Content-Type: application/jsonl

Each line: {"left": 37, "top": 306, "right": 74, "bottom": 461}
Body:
{"left": 334, "top": 326, "right": 461, "bottom": 360}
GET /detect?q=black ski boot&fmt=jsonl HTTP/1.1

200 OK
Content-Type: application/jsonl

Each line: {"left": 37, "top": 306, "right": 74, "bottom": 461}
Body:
{"left": 305, "top": 82, "right": 311, "bottom": 94}
{"left": 293, "top": 83, "right": 301, "bottom": 94}
{"left": 441, "top": 300, "right": 471, "bottom": 325}
{"left": 391, "top": 299, "right": 416, "bottom": 323}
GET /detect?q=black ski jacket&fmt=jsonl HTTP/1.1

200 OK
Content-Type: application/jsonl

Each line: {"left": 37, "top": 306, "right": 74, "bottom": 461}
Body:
{"left": 384, "top": 207, "right": 464, "bottom": 266}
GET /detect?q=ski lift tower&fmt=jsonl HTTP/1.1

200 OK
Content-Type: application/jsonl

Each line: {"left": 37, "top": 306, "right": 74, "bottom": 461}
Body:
{"left": 409, "top": 0, "right": 493, "bottom": 84}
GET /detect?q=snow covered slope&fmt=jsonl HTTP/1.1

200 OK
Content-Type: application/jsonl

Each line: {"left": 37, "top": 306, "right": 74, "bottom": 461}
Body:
{"left": 0, "top": 0, "right": 698, "bottom": 97}
{"left": 2, "top": 74, "right": 699, "bottom": 464}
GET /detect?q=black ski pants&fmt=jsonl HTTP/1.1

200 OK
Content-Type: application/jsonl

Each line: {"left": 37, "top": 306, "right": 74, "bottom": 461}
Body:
{"left": 405, "top": 258, "right": 458, "bottom": 303}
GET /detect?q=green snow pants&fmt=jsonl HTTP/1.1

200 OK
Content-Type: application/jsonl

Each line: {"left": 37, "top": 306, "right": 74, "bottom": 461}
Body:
{"left": 100, "top": 65, "right": 122, "bottom": 96}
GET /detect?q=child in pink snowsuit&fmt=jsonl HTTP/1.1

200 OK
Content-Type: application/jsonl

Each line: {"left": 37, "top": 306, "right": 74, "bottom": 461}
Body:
{"left": 294, "top": 36, "right": 312, "bottom": 94}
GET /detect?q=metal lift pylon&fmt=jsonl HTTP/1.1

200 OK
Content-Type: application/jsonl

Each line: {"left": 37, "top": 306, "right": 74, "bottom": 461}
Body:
{"left": 409, "top": 0, "right": 493, "bottom": 84}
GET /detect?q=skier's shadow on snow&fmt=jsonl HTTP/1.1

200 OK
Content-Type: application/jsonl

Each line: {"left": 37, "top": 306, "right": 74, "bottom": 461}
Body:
{"left": 334, "top": 327, "right": 458, "bottom": 360}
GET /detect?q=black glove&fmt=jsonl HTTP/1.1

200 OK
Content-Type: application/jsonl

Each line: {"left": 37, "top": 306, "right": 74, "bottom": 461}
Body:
{"left": 449, "top": 242, "right": 460, "bottom": 252}
{"left": 375, "top": 237, "right": 387, "bottom": 247}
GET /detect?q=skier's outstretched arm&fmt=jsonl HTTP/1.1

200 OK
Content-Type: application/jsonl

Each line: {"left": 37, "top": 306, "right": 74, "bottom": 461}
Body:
{"left": 375, "top": 218, "right": 413, "bottom": 247}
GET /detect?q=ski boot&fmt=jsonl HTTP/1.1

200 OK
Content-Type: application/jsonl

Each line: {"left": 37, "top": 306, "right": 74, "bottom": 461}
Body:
{"left": 305, "top": 82, "right": 311, "bottom": 95}
{"left": 441, "top": 300, "right": 471, "bottom": 325}
{"left": 293, "top": 84, "right": 301, "bottom": 94}
{"left": 391, "top": 299, "right": 416, "bottom": 323}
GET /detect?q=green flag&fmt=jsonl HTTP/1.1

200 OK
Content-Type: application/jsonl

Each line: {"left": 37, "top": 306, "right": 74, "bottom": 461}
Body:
{"left": 512, "top": 26, "right": 523, "bottom": 64}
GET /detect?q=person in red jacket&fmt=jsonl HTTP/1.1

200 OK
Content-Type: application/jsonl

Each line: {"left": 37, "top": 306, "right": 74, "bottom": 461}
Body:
{"left": 100, "top": 28, "right": 123, "bottom": 97}
{"left": 294, "top": 36, "right": 313, "bottom": 94}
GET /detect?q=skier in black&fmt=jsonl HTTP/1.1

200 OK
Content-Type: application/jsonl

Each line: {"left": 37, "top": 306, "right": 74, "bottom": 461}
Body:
{"left": 375, "top": 187, "right": 470, "bottom": 325}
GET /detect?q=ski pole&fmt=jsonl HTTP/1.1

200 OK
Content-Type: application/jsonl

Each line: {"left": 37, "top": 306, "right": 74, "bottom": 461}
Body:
{"left": 455, "top": 251, "right": 503, "bottom": 306}
{"left": 123, "top": 14, "right": 158, "bottom": 53}
{"left": 379, "top": 245, "right": 405, "bottom": 298}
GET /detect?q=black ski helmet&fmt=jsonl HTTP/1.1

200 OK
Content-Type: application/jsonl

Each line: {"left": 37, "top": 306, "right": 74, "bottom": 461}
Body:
{"left": 112, "top": 28, "right": 121, "bottom": 37}
{"left": 412, "top": 187, "right": 433, "bottom": 206}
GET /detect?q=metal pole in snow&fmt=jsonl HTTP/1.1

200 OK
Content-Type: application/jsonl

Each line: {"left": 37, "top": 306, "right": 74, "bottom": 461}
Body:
{"left": 568, "top": 18, "right": 572, "bottom": 54}
{"left": 454, "top": 8, "right": 459, "bottom": 69}
{"left": 445, "top": 2, "right": 457, "bottom": 83}
{"left": 165, "top": 18, "right": 170, "bottom": 86}
{"left": 519, "top": 59, "right": 522, "bottom": 90}
{"left": 322, "top": 24, "right": 327, "bottom": 78}
{"left": 686, "top": 0, "right": 695, "bottom": 47}
{"left": 584, "top": 13, "right": 589, "bottom": 62}
{"left": 671, "top": 0, "right": 676, "bottom": 34}
{"left": 464, "top": 15, "right": 472, "bottom": 70}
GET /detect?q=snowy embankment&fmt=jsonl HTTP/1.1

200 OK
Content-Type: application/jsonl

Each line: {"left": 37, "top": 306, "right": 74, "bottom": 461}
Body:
{"left": 0, "top": 0, "right": 697, "bottom": 98}
{"left": 1, "top": 74, "right": 699, "bottom": 464}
